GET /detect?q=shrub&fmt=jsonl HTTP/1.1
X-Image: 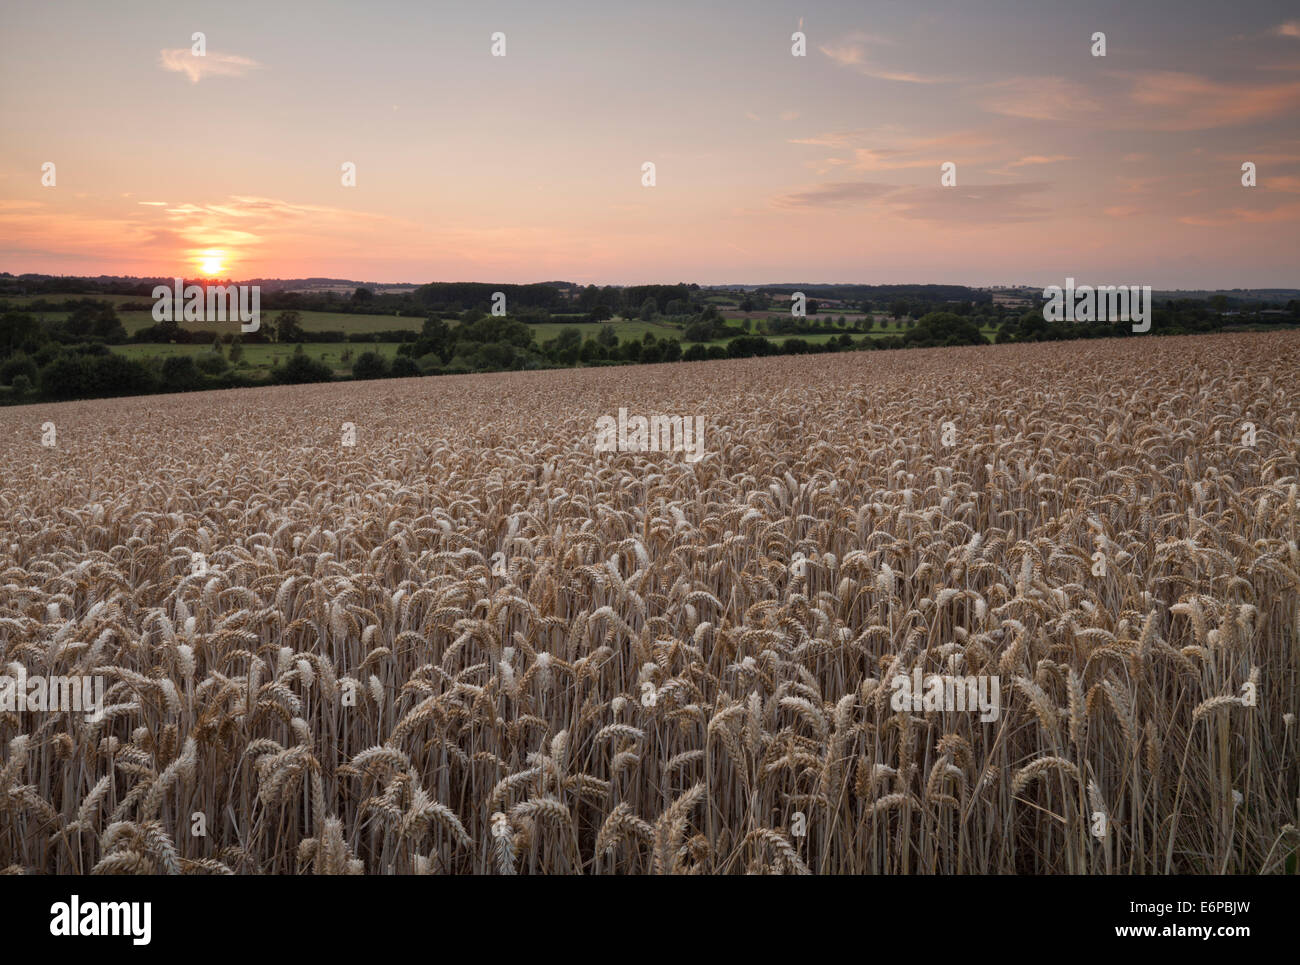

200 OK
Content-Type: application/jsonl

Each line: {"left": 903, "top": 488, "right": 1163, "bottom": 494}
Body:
{"left": 160, "top": 355, "right": 200, "bottom": 392}
{"left": 352, "top": 351, "right": 390, "bottom": 381}
{"left": 196, "top": 352, "right": 229, "bottom": 375}
{"left": 0, "top": 353, "right": 38, "bottom": 386}
{"left": 389, "top": 356, "right": 419, "bottom": 378}
{"left": 271, "top": 351, "right": 334, "bottom": 385}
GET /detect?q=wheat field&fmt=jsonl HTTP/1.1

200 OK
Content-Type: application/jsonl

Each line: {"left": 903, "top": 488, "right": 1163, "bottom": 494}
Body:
{"left": 1, "top": 332, "right": 1297, "bottom": 874}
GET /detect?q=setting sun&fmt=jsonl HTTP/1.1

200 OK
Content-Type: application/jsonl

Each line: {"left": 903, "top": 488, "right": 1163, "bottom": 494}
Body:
{"left": 198, "top": 251, "right": 226, "bottom": 275}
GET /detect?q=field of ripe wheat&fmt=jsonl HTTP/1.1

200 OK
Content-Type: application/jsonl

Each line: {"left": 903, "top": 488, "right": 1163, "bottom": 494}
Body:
{"left": 1, "top": 332, "right": 1297, "bottom": 874}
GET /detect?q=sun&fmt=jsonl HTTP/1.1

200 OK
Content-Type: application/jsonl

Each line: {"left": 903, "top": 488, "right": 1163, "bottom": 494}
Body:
{"left": 197, "top": 250, "right": 226, "bottom": 275}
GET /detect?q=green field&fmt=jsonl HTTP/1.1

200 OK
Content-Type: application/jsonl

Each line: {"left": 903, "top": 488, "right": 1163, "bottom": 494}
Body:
{"left": 122, "top": 308, "right": 421, "bottom": 336}
{"left": 526, "top": 319, "right": 682, "bottom": 343}
{"left": 5, "top": 302, "right": 424, "bottom": 336}
{"left": 2, "top": 293, "right": 145, "bottom": 308}
{"left": 10, "top": 294, "right": 1002, "bottom": 376}
{"left": 113, "top": 341, "right": 405, "bottom": 375}
{"left": 105, "top": 319, "right": 686, "bottom": 374}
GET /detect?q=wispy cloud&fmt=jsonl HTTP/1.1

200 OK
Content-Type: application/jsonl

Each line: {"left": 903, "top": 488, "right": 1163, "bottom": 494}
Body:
{"left": 772, "top": 181, "right": 897, "bottom": 209}
{"left": 1180, "top": 200, "right": 1300, "bottom": 226}
{"left": 1009, "top": 154, "right": 1074, "bottom": 167}
{"left": 819, "top": 32, "right": 945, "bottom": 83}
{"left": 787, "top": 129, "right": 873, "bottom": 147}
{"left": 1123, "top": 71, "right": 1300, "bottom": 130}
{"left": 988, "top": 154, "right": 1076, "bottom": 177}
{"left": 886, "top": 182, "right": 1052, "bottom": 224}
{"left": 981, "top": 70, "right": 1300, "bottom": 131}
{"left": 159, "top": 49, "right": 262, "bottom": 83}
{"left": 771, "top": 179, "right": 1051, "bottom": 224}
{"left": 1273, "top": 20, "right": 1300, "bottom": 38}
{"left": 790, "top": 128, "right": 1000, "bottom": 173}
{"left": 980, "top": 77, "right": 1102, "bottom": 121}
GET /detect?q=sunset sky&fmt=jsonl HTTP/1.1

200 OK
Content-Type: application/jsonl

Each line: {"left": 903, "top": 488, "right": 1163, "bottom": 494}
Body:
{"left": 2, "top": 0, "right": 1298, "bottom": 287}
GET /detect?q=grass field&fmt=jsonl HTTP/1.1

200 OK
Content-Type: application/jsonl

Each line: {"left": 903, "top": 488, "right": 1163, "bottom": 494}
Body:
{"left": 527, "top": 319, "right": 682, "bottom": 343}
{"left": 1, "top": 332, "right": 1296, "bottom": 875}
{"left": 112, "top": 341, "right": 406, "bottom": 375}
{"left": 7, "top": 293, "right": 1003, "bottom": 349}
{"left": 107, "top": 319, "right": 685, "bottom": 373}
{"left": 2, "top": 293, "right": 145, "bottom": 308}
{"left": 12, "top": 292, "right": 1004, "bottom": 372}
{"left": 6, "top": 303, "right": 424, "bottom": 336}
{"left": 101, "top": 318, "right": 1001, "bottom": 369}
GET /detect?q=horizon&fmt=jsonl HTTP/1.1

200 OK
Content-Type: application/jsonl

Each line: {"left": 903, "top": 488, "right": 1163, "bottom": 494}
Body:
{"left": 3, "top": 0, "right": 1299, "bottom": 286}
{"left": 5, "top": 270, "right": 1300, "bottom": 294}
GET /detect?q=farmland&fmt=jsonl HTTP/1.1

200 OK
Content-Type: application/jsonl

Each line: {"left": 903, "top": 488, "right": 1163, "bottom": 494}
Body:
{"left": 112, "top": 342, "right": 405, "bottom": 377}
{"left": 0, "top": 332, "right": 1296, "bottom": 874}
{"left": 23, "top": 307, "right": 425, "bottom": 337}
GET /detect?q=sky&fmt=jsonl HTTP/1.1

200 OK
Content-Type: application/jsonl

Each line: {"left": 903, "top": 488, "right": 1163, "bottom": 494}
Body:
{"left": 1, "top": 0, "right": 1298, "bottom": 288}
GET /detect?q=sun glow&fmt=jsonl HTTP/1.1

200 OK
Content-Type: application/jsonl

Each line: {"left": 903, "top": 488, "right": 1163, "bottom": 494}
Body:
{"left": 198, "top": 250, "right": 227, "bottom": 275}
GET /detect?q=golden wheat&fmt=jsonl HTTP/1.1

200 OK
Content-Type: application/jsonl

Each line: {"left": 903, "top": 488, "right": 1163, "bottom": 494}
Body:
{"left": 0, "top": 332, "right": 1297, "bottom": 873}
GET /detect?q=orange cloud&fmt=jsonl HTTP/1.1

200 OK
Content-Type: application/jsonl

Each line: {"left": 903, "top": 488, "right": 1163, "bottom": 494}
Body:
{"left": 819, "top": 33, "right": 946, "bottom": 84}
{"left": 980, "top": 77, "right": 1102, "bottom": 121}
{"left": 771, "top": 180, "right": 1052, "bottom": 224}
{"left": 1124, "top": 71, "right": 1300, "bottom": 130}
{"left": 159, "top": 49, "right": 262, "bottom": 83}
{"left": 1179, "top": 200, "right": 1300, "bottom": 226}
{"left": 1010, "top": 155, "right": 1075, "bottom": 167}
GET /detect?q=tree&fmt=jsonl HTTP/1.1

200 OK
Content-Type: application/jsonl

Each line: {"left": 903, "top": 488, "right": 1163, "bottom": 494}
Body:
{"left": 596, "top": 324, "right": 619, "bottom": 348}
{"left": 902, "top": 312, "right": 984, "bottom": 347}
{"left": 411, "top": 316, "right": 452, "bottom": 362}
{"left": 390, "top": 356, "right": 419, "bottom": 378}
{"left": 549, "top": 327, "right": 582, "bottom": 365}
{"left": 9, "top": 374, "right": 31, "bottom": 398}
{"left": 889, "top": 300, "right": 909, "bottom": 319}
{"left": 87, "top": 354, "right": 155, "bottom": 395}
{"left": 352, "top": 351, "right": 389, "bottom": 380}
{"left": 272, "top": 350, "right": 333, "bottom": 384}
{"left": 0, "top": 310, "right": 40, "bottom": 355}
{"left": 352, "top": 287, "right": 374, "bottom": 304}
{"left": 274, "top": 311, "right": 305, "bottom": 343}
{"left": 161, "top": 355, "right": 199, "bottom": 391}
{"left": 228, "top": 336, "right": 244, "bottom": 364}
{"left": 195, "top": 351, "right": 228, "bottom": 375}
{"left": 638, "top": 298, "right": 658, "bottom": 321}
{"left": 684, "top": 318, "right": 717, "bottom": 342}
{"left": 0, "top": 353, "right": 38, "bottom": 386}
{"left": 39, "top": 354, "right": 93, "bottom": 399}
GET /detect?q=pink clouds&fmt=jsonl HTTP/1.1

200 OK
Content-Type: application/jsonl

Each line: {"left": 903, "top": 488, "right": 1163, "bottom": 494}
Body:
{"left": 159, "top": 49, "right": 262, "bottom": 83}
